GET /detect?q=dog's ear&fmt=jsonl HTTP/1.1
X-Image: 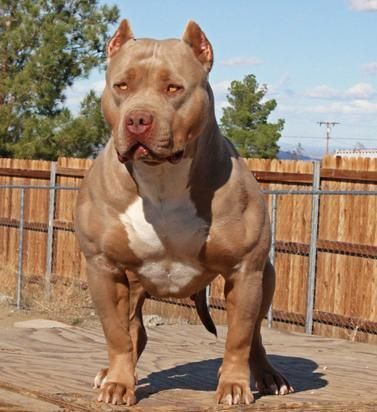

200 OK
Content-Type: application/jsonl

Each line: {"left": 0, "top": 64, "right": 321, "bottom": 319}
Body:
{"left": 107, "top": 19, "right": 134, "bottom": 58}
{"left": 182, "top": 21, "right": 213, "bottom": 73}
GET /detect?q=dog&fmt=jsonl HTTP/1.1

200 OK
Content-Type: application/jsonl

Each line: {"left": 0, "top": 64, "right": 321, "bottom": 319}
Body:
{"left": 75, "top": 19, "right": 294, "bottom": 406}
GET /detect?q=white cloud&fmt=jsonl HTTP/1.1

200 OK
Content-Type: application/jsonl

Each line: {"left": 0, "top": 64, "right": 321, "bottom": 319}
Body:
{"left": 219, "top": 100, "right": 231, "bottom": 109}
{"left": 350, "top": 0, "right": 377, "bottom": 11}
{"left": 304, "top": 83, "right": 375, "bottom": 100}
{"left": 305, "top": 100, "right": 377, "bottom": 114}
{"left": 92, "top": 79, "right": 106, "bottom": 94}
{"left": 274, "top": 104, "right": 299, "bottom": 113}
{"left": 212, "top": 80, "right": 232, "bottom": 94}
{"left": 362, "top": 62, "right": 377, "bottom": 74}
{"left": 220, "top": 56, "right": 262, "bottom": 67}
{"left": 266, "top": 73, "right": 295, "bottom": 97}
{"left": 68, "top": 79, "right": 105, "bottom": 96}
{"left": 272, "top": 73, "right": 291, "bottom": 89}
{"left": 214, "top": 100, "right": 230, "bottom": 120}
{"left": 288, "top": 80, "right": 377, "bottom": 114}
{"left": 65, "top": 78, "right": 105, "bottom": 113}
{"left": 345, "top": 83, "right": 375, "bottom": 99}
{"left": 212, "top": 80, "right": 232, "bottom": 119}
{"left": 275, "top": 99, "right": 377, "bottom": 115}
{"left": 304, "top": 85, "right": 340, "bottom": 99}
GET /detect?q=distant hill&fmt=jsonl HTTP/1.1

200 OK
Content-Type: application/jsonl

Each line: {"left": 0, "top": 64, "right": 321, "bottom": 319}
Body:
{"left": 277, "top": 150, "right": 317, "bottom": 161}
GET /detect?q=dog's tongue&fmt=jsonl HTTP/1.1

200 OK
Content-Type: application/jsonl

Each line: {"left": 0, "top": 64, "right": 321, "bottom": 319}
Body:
{"left": 134, "top": 144, "right": 150, "bottom": 159}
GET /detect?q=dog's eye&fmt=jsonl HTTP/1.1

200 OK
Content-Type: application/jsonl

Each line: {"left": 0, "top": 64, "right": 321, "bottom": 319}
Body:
{"left": 115, "top": 82, "right": 128, "bottom": 91}
{"left": 167, "top": 84, "right": 183, "bottom": 94}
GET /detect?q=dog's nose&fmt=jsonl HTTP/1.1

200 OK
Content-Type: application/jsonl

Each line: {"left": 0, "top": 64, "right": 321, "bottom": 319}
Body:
{"left": 125, "top": 111, "right": 154, "bottom": 136}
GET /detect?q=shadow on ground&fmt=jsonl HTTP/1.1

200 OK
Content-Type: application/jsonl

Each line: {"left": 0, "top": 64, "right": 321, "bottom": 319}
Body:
{"left": 137, "top": 355, "right": 327, "bottom": 399}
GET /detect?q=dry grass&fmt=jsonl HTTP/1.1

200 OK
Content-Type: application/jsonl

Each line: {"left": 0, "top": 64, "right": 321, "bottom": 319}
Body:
{"left": 0, "top": 265, "right": 97, "bottom": 327}
{"left": 0, "top": 265, "right": 211, "bottom": 328}
{"left": 0, "top": 264, "right": 17, "bottom": 299}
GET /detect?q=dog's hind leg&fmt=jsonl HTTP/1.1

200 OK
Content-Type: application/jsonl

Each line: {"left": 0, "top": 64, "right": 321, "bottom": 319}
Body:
{"left": 249, "top": 259, "right": 294, "bottom": 396}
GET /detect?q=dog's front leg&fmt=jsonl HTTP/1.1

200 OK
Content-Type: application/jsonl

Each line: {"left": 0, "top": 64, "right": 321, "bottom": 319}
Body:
{"left": 217, "top": 263, "right": 264, "bottom": 405}
{"left": 87, "top": 256, "right": 136, "bottom": 406}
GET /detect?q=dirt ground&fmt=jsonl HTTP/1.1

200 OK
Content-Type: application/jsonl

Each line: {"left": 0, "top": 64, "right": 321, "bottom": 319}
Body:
{"left": 0, "top": 270, "right": 99, "bottom": 330}
{"left": 0, "top": 300, "right": 99, "bottom": 329}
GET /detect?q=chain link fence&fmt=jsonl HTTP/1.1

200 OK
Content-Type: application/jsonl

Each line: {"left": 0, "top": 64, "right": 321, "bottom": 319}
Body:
{"left": 0, "top": 183, "right": 376, "bottom": 341}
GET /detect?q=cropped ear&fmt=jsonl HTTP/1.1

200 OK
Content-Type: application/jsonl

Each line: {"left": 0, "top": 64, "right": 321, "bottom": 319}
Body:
{"left": 107, "top": 19, "right": 134, "bottom": 58}
{"left": 182, "top": 21, "right": 213, "bottom": 72}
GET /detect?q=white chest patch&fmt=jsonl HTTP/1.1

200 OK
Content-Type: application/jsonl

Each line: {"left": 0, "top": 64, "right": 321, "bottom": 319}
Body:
{"left": 119, "top": 160, "right": 208, "bottom": 296}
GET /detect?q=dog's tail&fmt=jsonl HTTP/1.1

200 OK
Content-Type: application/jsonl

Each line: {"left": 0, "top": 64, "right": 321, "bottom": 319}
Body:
{"left": 191, "top": 288, "right": 217, "bottom": 337}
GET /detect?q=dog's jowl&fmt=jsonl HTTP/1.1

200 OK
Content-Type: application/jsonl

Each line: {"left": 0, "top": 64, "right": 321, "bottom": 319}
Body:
{"left": 75, "top": 19, "right": 294, "bottom": 406}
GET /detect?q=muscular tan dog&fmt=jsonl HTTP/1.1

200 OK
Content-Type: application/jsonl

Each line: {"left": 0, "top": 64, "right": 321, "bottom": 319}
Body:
{"left": 75, "top": 19, "right": 293, "bottom": 406}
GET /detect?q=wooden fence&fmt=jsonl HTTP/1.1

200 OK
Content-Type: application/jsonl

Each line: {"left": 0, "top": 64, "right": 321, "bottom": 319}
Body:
{"left": 0, "top": 156, "right": 376, "bottom": 342}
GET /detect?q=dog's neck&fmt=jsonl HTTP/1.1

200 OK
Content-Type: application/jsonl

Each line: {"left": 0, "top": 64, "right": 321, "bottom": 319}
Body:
{"left": 128, "top": 159, "right": 193, "bottom": 205}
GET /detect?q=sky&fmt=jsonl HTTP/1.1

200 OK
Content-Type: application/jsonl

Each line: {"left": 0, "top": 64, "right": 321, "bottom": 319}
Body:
{"left": 66, "top": 0, "right": 377, "bottom": 157}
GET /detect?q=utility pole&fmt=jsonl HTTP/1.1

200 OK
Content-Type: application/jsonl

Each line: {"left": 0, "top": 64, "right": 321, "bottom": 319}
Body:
{"left": 317, "top": 121, "right": 340, "bottom": 155}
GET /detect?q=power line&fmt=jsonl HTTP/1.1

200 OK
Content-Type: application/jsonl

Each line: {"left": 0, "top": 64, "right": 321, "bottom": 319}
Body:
{"left": 336, "top": 122, "right": 377, "bottom": 129}
{"left": 318, "top": 121, "right": 340, "bottom": 155}
{"left": 281, "top": 135, "right": 377, "bottom": 141}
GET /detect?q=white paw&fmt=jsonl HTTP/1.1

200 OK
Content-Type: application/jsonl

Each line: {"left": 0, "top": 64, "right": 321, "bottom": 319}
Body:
{"left": 93, "top": 368, "right": 108, "bottom": 389}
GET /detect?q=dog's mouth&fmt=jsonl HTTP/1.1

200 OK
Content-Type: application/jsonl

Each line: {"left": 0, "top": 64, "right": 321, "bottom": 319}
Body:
{"left": 117, "top": 142, "right": 184, "bottom": 165}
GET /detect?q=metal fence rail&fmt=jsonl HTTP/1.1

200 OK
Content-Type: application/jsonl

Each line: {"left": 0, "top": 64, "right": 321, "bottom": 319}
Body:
{"left": 0, "top": 184, "right": 376, "bottom": 339}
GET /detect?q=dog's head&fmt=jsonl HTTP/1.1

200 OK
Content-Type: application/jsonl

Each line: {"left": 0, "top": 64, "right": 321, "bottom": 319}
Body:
{"left": 101, "top": 20, "right": 214, "bottom": 165}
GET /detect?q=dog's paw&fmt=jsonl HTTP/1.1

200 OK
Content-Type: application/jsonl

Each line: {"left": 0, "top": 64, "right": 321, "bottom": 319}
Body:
{"left": 254, "top": 367, "right": 294, "bottom": 396}
{"left": 216, "top": 377, "right": 254, "bottom": 405}
{"left": 93, "top": 367, "right": 138, "bottom": 389}
{"left": 98, "top": 382, "right": 136, "bottom": 406}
